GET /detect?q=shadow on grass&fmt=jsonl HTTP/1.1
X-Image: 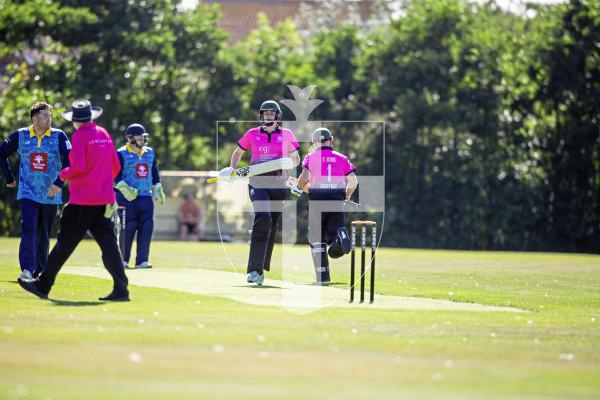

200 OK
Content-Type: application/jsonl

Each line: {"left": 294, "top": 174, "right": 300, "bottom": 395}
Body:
{"left": 50, "top": 299, "right": 104, "bottom": 307}
{"left": 233, "top": 284, "right": 286, "bottom": 289}
{"left": 300, "top": 281, "right": 346, "bottom": 287}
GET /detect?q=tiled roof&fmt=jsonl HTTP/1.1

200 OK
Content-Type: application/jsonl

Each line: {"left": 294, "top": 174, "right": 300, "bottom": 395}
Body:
{"left": 203, "top": 0, "right": 375, "bottom": 44}
{"left": 204, "top": 0, "right": 302, "bottom": 44}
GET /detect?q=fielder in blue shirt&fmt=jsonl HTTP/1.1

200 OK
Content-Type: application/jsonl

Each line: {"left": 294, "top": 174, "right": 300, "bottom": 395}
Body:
{"left": 0, "top": 102, "right": 71, "bottom": 281}
{"left": 114, "top": 124, "right": 165, "bottom": 269}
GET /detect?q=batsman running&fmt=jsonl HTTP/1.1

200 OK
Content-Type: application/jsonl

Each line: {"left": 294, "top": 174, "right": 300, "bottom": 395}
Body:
{"left": 290, "top": 128, "right": 357, "bottom": 285}
{"left": 114, "top": 124, "right": 165, "bottom": 269}
{"left": 218, "top": 100, "right": 300, "bottom": 285}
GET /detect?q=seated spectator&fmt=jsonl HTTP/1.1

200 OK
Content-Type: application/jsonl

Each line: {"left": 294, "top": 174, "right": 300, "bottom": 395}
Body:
{"left": 179, "top": 192, "right": 201, "bottom": 241}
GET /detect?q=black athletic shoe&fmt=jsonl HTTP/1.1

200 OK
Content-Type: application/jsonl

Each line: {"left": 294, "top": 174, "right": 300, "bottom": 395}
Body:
{"left": 99, "top": 291, "right": 130, "bottom": 302}
{"left": 328, "top": 243, "right": 344, "bottom": 259}
{"left": 18, "top": 279, "right": 49, "bottom": 300}
{"left": 337, "top": 227, "right": 352, "bottom": 254}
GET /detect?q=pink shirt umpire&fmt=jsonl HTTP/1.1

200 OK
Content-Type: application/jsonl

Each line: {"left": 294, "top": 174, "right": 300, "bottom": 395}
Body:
{"left": 59, "top": 122, "right": 120, "bottom": 205}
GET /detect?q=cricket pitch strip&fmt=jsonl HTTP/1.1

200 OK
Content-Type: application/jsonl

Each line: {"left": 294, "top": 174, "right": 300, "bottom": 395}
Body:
{"left": 63, "top": 267, "right": 526, "bottom": 313}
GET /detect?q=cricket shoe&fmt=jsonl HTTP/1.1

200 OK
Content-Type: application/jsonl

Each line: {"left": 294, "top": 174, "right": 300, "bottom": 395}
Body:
{"left": 99, "top": 290, "right": 130, "bottom": 302}
{"left": 18, "top": 269, "right": 34, "bottom": 283}
{"left": 247, "top": 271, "right": 264, "bottom": 286}
{"left": 135, "top": 261, "right": 152, "bottom": 269}
{"left": 337, "top": 227, "right": 352, "bottom": 254}
{"left": 328, "top": 228, "right": 352, "bottom": 259}
{"left": 328, "top": 243, "right": 343, "bottom": 259}
{"left": 18, "top": 279, "right": 48, "bottom": 300}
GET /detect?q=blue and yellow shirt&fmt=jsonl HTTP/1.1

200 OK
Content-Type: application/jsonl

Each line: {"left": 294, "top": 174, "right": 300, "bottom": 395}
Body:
{"left": 115, "top": 144, "right": 160, "bottom": 198}
{"left": 0, "top": 127, "right": 71, "bottom": 204}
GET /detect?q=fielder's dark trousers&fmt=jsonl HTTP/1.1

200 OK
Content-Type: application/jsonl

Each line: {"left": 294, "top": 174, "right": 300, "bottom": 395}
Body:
{"left": 18, "top": 199, "right": 58, "bottom": 277}
{"left": 36, "top": 204, "right": 128, "bottom": 295}
{"left": 121, "top": 196, "right": 154, "bottom": 265}
{"left": 247, "top": 185, "right": 288, "bottom": 274}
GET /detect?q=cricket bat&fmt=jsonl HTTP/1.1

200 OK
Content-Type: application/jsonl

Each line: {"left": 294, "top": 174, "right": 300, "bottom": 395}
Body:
{"left": 207, "top": 157, "right": 294, "bottom": 183}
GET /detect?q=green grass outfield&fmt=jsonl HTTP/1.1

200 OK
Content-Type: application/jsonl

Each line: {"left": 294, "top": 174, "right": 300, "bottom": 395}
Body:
{"left": 0, "top": 237, "right": 599, "bottom": 399}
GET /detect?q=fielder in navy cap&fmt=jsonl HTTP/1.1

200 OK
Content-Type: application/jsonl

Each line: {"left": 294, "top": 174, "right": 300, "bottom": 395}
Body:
{"left": 114, "top": 122, "right": 165, "bottom": 269}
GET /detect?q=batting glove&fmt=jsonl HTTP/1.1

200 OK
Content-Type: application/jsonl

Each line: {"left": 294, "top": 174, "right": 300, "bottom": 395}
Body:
{"left": 116, "top": 181, "right": 138, "bottom": 201}
{"left": 104, "top": 202, "right": 118, "bottom": 219}
{"left": 153, "top": 182, "right": 166, "bottom": 205}
{"left": 218, "top": 167, "right": 235, "bottom": 183}
{"left": 290, "top": 185, "right": 303, "bottom": 197}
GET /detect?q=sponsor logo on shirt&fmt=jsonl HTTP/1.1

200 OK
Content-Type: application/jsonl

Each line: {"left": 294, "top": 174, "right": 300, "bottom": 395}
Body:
{"left": 136, "top": 163, "right": 149, "bottom": 178}
{"left": 90, "top": 138, "right": 112, "bottom": 145}
{"left": 30, "top": 152, "right": 48, "bottom": 172}
{"left": 318, "top": 183, "right": 342, "bottom": 189}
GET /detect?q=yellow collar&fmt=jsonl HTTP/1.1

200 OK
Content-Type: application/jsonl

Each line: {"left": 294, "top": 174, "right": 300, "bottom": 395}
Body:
{"left": 29, "top": 126, "right": 51, "bottom": 148}
{"left": 126, "top": 143, "right": 146, "bottom": 158}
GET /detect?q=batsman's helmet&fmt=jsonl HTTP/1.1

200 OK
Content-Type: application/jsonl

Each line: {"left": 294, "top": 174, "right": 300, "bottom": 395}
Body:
{"left": 312, "top": 128, "right": 333, "bottom": 144}
{"left": 125, "top": 123, "right": 149, "bottom": 145}
{"left": 259, "top": 100, "right": 282, "bottom": 126}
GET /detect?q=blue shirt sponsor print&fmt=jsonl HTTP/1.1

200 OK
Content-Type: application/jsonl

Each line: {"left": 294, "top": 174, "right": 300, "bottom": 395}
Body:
{"left": 117, "top": 145, "right": 155, "bottom": 196}
{"left": 17, "top": 127, "right": 66, "bottom": 204}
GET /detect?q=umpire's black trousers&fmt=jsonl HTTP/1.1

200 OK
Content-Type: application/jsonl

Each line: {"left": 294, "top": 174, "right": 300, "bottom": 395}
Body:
{"left": 36, "top": 204, "right": 128, "bottom": 295}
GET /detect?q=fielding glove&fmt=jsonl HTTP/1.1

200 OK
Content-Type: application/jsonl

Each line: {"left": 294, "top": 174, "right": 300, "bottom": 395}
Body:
{"left": 290, "top": 185, "right": 303, "bottom": 197}
{"left": 218, "top": 167, "right": 235, "bottom": 183}
{"left": 153, "top": 182, "right": 166, "bottom": 205}
{"left": 116, "top": 181, "right": 138, "bottom": 201}
{"left": 104, "top": 202, "right": 118, "bottom": 219}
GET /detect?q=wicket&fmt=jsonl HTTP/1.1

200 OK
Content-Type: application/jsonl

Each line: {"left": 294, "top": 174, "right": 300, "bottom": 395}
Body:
{"left": 349, "top": 220, "right": 377, "bottom": 304}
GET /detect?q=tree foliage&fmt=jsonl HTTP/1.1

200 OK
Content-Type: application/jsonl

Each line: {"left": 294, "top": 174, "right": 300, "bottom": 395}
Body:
{"left": 0, "top": 0, "right": 598, "bottom": 252}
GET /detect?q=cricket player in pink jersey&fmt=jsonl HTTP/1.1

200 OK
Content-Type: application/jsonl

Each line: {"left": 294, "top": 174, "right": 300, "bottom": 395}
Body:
{"left": 219, "top": 100, "right": 300, "bottom": 285}
{"left": 291, "top": 128, "right": 358, "bottom": 285}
